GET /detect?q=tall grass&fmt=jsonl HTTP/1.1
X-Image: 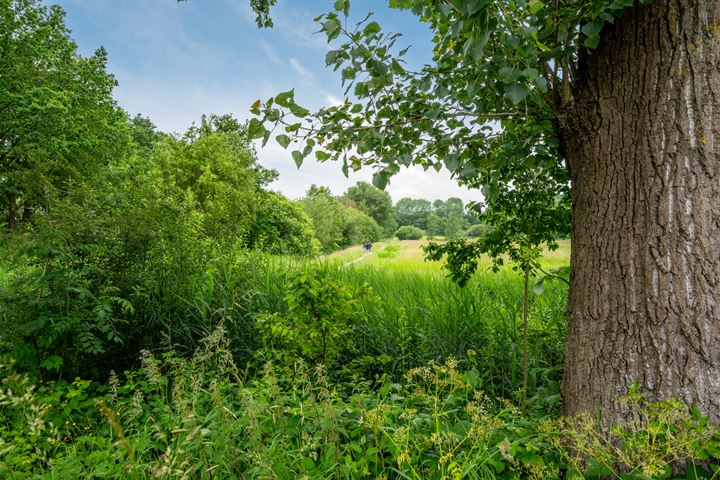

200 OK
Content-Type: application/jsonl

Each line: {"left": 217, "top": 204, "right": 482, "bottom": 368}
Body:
{"left": 104, "top": 240, "right": 569, "bottom": 401}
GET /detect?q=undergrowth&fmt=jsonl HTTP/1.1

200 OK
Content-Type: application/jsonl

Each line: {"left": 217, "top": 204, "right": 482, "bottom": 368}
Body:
{"left": 1, "top": 325, "right": 718, "bottom": 479}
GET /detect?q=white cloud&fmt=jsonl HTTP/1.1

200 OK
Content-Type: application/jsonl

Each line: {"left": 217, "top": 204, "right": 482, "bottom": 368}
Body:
{"left": 260, "top": 41, "right": 284, "bottom": 64}
{"left": 324, "top": 94, "right": 343, "bottom": 106}
{"left": 289, "top": 58, "right": 314, "bottom": 81}
{"left": 256, "top": 140, "right": 480, "bottom": 204}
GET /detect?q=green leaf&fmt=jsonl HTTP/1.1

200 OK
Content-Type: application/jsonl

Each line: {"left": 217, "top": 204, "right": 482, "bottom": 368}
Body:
{"left": 289, "top": 102, "right": 309, "bottom": 117}
{"left": 275, "top": 89, "right": 295, "bottom": 107}
{"left": 292, "top": 150, "right": 304, "bottom": 168}
{"left": 247, "top": 118, "right": 267, "bottom": 140}
{"left": 481, "top": 182, "right": 499, "bottom": 201}
{"left": 532, "top": 277, "right": 544, "bottom": 295}
{"left": 464, "top": 0, "right": 488, "bottom": 16}
{"left": 275, "top": 134, "right": 291, "bottom": 149}
{"left": 465, "top": 31, "right": 490, "bottom": 62}
{"left": 584, "top": 34, "right": 601, "bottom": 49}
{"left": 581, "top": 20, "right": 603, "bottom": 37}
{"left": 505, "top": 82, "right": 530, "bottom": 105}
{"left": 363, "top": 21, "right": 381, "bottom": 36}
{"left": 325, "top": 50, "right": 339, "bottom": 66}
{"left": 315, "top": 150, "right": 330, "bottom": 161}
{"left": 528, "top": 0, "right": 544, "bottom": 14}
{"left": 285, "top": 122, "right": 301, "bottom": 133}
{"left": 372, "top": 170, "right": 389, "bottom": 189}
{"left": 444, "top": 154, "right": 460, "bottom": 172}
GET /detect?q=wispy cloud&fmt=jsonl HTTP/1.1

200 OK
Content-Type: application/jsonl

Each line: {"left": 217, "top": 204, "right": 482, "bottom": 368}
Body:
{"left": 289, "top": 58, "right": 314, "bottom": 81}
{"left": 260, "top": 40, "right": 284, "bottom": 64}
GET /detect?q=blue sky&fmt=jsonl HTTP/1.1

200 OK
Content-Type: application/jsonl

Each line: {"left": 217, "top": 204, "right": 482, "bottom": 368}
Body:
{"left": 55, "top": 0, "right": 479, "bottom": 203}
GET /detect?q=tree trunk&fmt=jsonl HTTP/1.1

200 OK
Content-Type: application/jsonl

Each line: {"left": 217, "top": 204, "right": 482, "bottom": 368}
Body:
{"left": 7, "top": 192, "right": 16, "bottom": 231}
{"left": 560, "top": 0, "right": 720, "bottom": 425}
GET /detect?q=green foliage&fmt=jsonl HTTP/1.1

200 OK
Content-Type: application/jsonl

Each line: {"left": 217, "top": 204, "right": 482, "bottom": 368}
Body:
{"left": 299, "top": 185, "right": 347, "bottom": 253}
{"left": 394, "top": 197, "right": 432, "bottom": 230}
{"left": 0, "top": 112, "right": 318, "bottom": 378}
{"left": 247, "top": 191, "right": 319, "bottom": 256}
{"left": 395, "top": 225, "right": 424, "bottom": 240}
{"left": 345, "top": 181, "right": 397, "bottom": 237}
{"left": 257, "top": 267, "right": 376, "bottom": 367}
{"left": 467, "top": 223, "right": 487, "bottom": 238}
{"left": 341, "top": 202, "right": 383, "bottom": 246}
{"left": 554, "top": 389, "right": 719, "bottom": 479}
{"left": 2, "top": 331, "right": 718, "bottom": 479}
{"left": 0, "top": 0, "right": 129, "bottom": 232}
{"left": 376, "top": 243, "right": 400, "bottom": 258}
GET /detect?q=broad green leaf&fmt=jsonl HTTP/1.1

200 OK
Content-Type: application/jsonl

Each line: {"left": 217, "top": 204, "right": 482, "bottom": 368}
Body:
{"left": 364, "top": 21, "right": 381, "bottom": 36}
{"left": 505, "top": 82, "right": 530, "bottom": 105}
{"left": 285, "top": 122, "right": 301, "bottom": 133}
{"left": 275, "top": 134, "right": 291, "bottom": 149}
{"left": 581, "top": 20, "right": 603, "bottom": 37}
{"left": 372, "top": 170, "right": 389, "bottom": 189}
{"left": 325, "top": 49, "right": 339, "bottom": 66}
{"left": 584, "top": 34, "right": 601, "bottom": 49}
{"left": 289, "top": 102, "right": 309, "bottom": 117}
{"left": 292, "top": 150, "right": 304, "bottom": 168}
{"left": 247, "top": 118, "right": 267, "bottom": 140}
{"left": 275, "top": 89, "right": 294, "bottom": 107}
{"left": 528, "top": 0, "right": 544, "bottom": 14}
{"left": 444, "top": 154, "right": 460, "bottom": 173}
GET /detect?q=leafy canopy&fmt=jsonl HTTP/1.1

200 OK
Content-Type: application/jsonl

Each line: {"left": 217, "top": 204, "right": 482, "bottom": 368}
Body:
{"left": 248, "top": 0, "right": 648, "bottom": 279}
{"left": 1, "top": 0, "right": 129, "bottom": 229}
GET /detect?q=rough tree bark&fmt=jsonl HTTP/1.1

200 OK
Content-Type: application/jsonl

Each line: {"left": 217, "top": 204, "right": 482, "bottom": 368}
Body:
{"left": 560, "top": 0, "right": 720, "bottom": 425}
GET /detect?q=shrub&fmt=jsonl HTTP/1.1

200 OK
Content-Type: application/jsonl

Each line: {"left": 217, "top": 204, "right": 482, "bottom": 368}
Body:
{"left": 376, "top": 243, "right": 400, "bottom": 258}
{"left": 395, "top": 225, "right": 424, "bottom": 240}
{"left": 342, "top": 206, "right": 383, "bottom": 246}
{"left": 467, "top": 223, "right": 487, "bottom": 237}
{"left": 257, "top": 267, "right": 377, "bottom": 368}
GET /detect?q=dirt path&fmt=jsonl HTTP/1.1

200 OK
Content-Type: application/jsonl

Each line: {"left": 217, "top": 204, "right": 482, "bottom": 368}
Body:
{"left": 341, "top": 252, "right": 371, "bottom": 268}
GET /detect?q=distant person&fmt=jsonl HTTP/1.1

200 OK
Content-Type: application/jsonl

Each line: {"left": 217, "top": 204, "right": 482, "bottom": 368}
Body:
{"left": 367, "top": 241, "right": 372, "bottom": 253}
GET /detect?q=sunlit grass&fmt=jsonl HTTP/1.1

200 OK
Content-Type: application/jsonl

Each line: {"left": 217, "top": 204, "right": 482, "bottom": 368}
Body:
{"left": 327, "top": 238, "right": 571, "bottom": 274}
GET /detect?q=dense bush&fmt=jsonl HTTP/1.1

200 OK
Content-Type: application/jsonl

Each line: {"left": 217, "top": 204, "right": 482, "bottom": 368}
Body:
{"left": 0, "top": 118, "right": 318, "bottom": 379}
{"left": 342, "top": 205, "right": 383, "bottom": 246}
{"left": 395, "top": 225, "right": 425, "bottom": 240}
{"left": 467, "top": 223, "right": 487, "bottom": 237}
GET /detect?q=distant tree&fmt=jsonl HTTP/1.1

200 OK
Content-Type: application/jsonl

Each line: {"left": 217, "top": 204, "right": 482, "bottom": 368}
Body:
{"left": 426, "top": 213, "right": 444, "bottom": 237}
{"left": 443, "top": 215, "right": 465, "bottom": 240}
{"left": 466, "top": 224, "right": 487, "bottom": 238}
{"left": 394, "top": 197, "right": 432, "bottom": 230}
{"left": 395, "top": 225, "right": 424, "bottom": 240}
{"left": 342, "top": 205, "right": 382, "bottom": 246}
{"left": 345, "top": 181, "right": 396, "bottom": 236}
{"left": 300, "top": 185, "right": 346, "bottom": 254}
